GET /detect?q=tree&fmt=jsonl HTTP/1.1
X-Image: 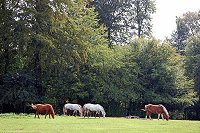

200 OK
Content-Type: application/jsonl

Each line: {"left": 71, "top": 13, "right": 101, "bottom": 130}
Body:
{"left": 169, "top": 17, "right": 189, "bottom": 55}
{"left": 185, "top": 35, "right": 200, "bottom": 119}
{"left": 38, "top": 0, "right": 108, "bottom": 112}
{"left": 169, "top": 10, "right": 200, "bottom": 54}
{"left": 127, "top": 39, "right": 196, "bottom": 119}
{"left": 82, "top": 43, "right": 140, "bottom": 116}
{"left": 0, "top": 0, "right": 107, "bottom": 113}
{"left": 82, "top": 38, "right": 197, "bottom": 117}
{"left": 91, "top": 0, "right": 156, "bottom": 46}
{"left": 0, "top": 0, "right": 20, "bottom": 75}
{"left": 128, "top": 0, "right": 156, "bottom": 38}
{"left": 171, "top": 17, "right": 189, "bottom": 52}
{"left": 0, "top": 69, "right": 39, "bottom": 113}
{"left": 183, "top": 11, "right": 200, "bottom": 36}
{"left": 90, "top": 0, "right": 130, "bottom": 47}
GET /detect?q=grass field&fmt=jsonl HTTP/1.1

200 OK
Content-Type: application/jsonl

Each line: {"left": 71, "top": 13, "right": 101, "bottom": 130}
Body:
{"left": 0, "top": 113, "right": 200, "bottom": 133}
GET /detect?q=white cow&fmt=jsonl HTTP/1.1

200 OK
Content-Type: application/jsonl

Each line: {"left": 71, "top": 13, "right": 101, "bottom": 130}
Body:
{"left": 63, "top": 103, "right": 83, "bottom": 116}
{"left": 83, "top": 103, "right": 106, "bottom": 118}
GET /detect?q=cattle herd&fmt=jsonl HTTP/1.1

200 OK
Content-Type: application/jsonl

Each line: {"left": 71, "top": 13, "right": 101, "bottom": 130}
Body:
{"left": 31, "top": 103, "right": 169, "bottom": 120}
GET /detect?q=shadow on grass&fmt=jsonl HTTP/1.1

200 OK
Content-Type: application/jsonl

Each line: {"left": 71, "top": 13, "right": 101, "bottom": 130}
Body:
{"left": 77, "top": 117, "right": 103, "bottom": 120}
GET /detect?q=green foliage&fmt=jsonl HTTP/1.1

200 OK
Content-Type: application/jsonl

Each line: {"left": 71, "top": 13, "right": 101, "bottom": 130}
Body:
{"left": 168, "top": 10, "right": 200, "bottom": 119}
{"left": 185, "top": 35, "right": 200, "bottom": 81}
{"left": 169, "top": 10, "right": 200, "bottom": 54}
{"left": 91, "top": 0, "right": 156, "bottom": 46}
{"left": 79, "top": 38, "right": 196, "bottom": 116}
{"left": 169, "top": 17, "right": 189, "bottom": 53}
{"left": 53, "top": 0, "right": 107, "bottom": 71}
{"left": 0, "top": 69, "right": 39, "bottom": 105}
{"left": 184, "top": 35, "right": 200, "bottom": 119}
{"left": 0, "top": 0, "right": 107, "bottom": 113}
{"left": 128, "top": 0, "right": 156, "bottom": 38}
{"left": 91, "top": 0, "right": 130, "bottom": 46}
{"left": 0, "top": 0, "right": 21, "bottom": 74}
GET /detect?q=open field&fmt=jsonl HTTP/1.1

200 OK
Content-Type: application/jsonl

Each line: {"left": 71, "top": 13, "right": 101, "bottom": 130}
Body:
{"left": 0, "top": 113, "right": 200, "bottom": 133}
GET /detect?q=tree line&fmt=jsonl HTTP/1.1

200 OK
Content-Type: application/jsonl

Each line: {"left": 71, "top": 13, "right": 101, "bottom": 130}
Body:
{"left": 0, "top": 0, "right": 199, "bottom": 120}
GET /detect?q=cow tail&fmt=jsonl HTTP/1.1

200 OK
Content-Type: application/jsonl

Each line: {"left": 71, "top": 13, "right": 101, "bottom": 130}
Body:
{"left": 63, "top": 105, "right": 66, "bottom": 115}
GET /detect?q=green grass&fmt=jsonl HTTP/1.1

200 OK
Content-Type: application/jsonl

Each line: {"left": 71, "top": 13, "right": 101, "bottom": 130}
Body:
{"left": 0, "top": 113, "right": 200, "bottom": 133}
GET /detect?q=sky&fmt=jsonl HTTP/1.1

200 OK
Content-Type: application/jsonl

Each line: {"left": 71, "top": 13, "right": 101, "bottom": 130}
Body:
{"left": 152, "top": 0, "right": 200, "bottom": 41}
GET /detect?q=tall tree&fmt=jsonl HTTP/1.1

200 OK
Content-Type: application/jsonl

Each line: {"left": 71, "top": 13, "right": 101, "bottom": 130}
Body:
{"left": 91, "top": 0, "right": 130, "bottom": 47}
{"left": 124, "top": 39, "right": 196, "bottom": 119}
{"left": 40, "top": 0, "right": 108, "bottom": 112}
{"left": 183, "top": 11, "right": 200, "bottom": 36}
{"left": 0, "top": 0, "right": 19, "bottom": 75}
{"left": 128, "top": 0, "right": 156, "bottom": 38}
{"left": 91, "top": 0, "right": 156, "bottom": 47}
{"left": 185, "top": 35, "right": 200, "bottom": 119}
{"left": 0, "top": 0, "right": 107, "bottom": 113}
{"left": 83, "top": 38, "right": 196, "bottom": 117}
{"left": 169, "top": 17, "right": 189, "bottom": 54}
{"left": 169, "top": 10, "right": 200, "bottom": 54}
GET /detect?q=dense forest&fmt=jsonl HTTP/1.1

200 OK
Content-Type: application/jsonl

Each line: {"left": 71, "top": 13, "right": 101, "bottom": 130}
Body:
{"left": 0, "top": 0, "right": 199, "bottom": 120}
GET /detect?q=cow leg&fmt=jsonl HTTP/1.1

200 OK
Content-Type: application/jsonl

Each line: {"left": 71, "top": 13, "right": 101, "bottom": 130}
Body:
{"left": 73, "top": 110, "right": 77, "bottom": 117}
{"left": 147, "top": 111, "right": 152, "bottom": 120}
{"left": 149, "top": 114, "right": 152, "bottom": 120}
{"left": 45, "top": 112, "right": 47, "bottom": 119}
{"left": 49, "top": 112, "right": 51, "bottom": 119}
{"left": 73, "top": 110, "right": 76, "bottom": 116}
{"left": 90, "top": 111, "right": 92, "bottom": 117}
{"left": 89, "top": 111, "right": 91, "bottom": 117}
{"left": 88, "top": 111, "right": 90, "bottom": 118}
{"left": 158, "top": 114, "right": 160, "bottom": 120}
{"left": 37, "top": 112, "right": 40, "bottom": 119}
{"left": 161, "top": 114, "right": 164, "bottom": 120}
{"left": 65, "top": 110, "right": 68, "bottom": 116}
{"left": 63, "top": 109, "right": 66, "bottom": 115}
{"left": 145, "top": 113, "right": 148, "bottom": 120}
{"left": 35, "top": 112, "right": 37, "bottom": 118}
{"left": 84, "top": 109, "right": 88, "bottom": 118}
{"left": 69, "top": 110, "right": 72, "bottom": 116}
{"left": 145, "top": 111, "right": 149, "bottom": 120}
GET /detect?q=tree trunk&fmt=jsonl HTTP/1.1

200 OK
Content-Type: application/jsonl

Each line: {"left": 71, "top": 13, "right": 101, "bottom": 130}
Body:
{"left": 136, "top": 1, "right": 141, "bottom": 38}
{"left": 108, "top": 27, "right": 112, "bottom": 48}
{"left": 4, "top": 47, "right": 9, "bottom": 74}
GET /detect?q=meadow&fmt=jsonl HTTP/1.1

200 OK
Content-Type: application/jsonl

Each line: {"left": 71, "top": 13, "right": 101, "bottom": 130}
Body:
{"left": 0, "top": 113, "right": 200, "bottom": 133}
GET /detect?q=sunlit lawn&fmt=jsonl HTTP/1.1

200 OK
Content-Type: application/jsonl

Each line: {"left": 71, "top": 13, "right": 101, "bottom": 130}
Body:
{"left": 0, "top": 113, "right": 200, "bottom": 133}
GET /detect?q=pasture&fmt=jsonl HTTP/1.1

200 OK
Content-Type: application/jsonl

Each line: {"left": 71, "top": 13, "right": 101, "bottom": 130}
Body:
{"left": 0, "top": 113, "right": 200, "bottom": 133}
